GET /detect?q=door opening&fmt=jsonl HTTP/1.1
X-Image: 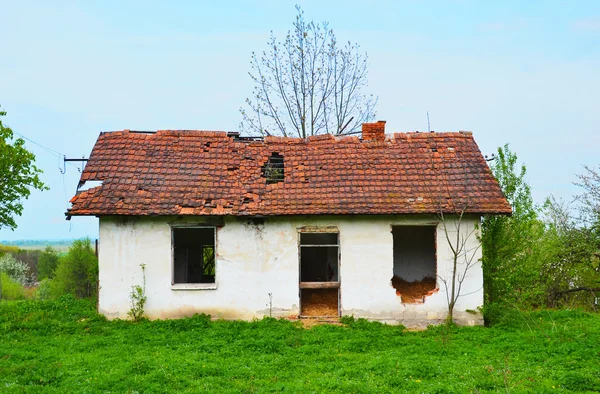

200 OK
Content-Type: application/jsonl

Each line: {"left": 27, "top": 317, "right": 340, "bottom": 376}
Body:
{"left": 299, "top": 232, "right": 340, "bottom": 317}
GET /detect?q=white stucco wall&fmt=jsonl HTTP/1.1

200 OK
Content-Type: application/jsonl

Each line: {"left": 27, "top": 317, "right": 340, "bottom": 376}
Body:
{"left": 98, "top": 214, "right": 484, "bottom": 327}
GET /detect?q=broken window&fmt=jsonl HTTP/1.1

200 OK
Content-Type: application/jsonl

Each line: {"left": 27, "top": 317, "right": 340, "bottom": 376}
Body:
{"left": 261, "top": 152, "right": 284, "bottom": 184}
{"left": 299, "top": 232, "right": 339, "bottom": 317}
{"left": 172, "top": 227, "right": 216, "bottom": 284}
{"left": 391, "top": 226, "right": 437, "bottom": 303}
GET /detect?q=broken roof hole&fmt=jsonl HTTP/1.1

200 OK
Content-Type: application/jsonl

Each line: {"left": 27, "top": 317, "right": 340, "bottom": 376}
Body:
{"left": 261, "top": 152, "right": 284, "bottom": 184}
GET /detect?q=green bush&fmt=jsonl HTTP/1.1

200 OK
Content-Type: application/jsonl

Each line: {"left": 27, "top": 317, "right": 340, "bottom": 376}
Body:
{"left": 0, "top": 272, "right": 25, "bottom": 300}
{"left": 0, "top": 253, "right": 30, "bottom": 285}
{"left": 37, "top": 246, "right": 60, "bottom": 280}
{"left": 50, "top": 238, "right": 98, "bottom": 300}
{"left": 36, "top": 278, "right": 52, "bottom": 300}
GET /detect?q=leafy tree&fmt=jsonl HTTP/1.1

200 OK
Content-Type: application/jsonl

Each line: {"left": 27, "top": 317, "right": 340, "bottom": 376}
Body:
{"left": 50, "top": 238, "right": 98, "bottom": 299}
{"left": 11, "top": 249, "right": 41, "bottom": 280}
{"left": 240, "top": 6, "right": 376, "bottom": 137}
{"left": 0, "top": 253, "right": 30, "bottom": 299}
{"left": 576, "top": 165, "right": 600, "bottom": 223}
{"left": 0, "top": 106, "right": 47, "bottom": 230}
{"left": 540, "top": 198, "right": 600, "bottom": 307}
{"left": 0, "top": 253, "right": 30, "bottom": 285}
{"left": 0, "top": 272, "right": 25, "bottom": 300}
{"left": 481, "top": 144, "right": 544, "bottom": 308}
{"left": 38, "top": 246, "right": 60, "bottom": 280}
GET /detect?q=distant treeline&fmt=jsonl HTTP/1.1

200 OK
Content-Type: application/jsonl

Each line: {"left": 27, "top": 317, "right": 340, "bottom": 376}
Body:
{"left": 0, "top": 239, "right": 79, "bottom": 251}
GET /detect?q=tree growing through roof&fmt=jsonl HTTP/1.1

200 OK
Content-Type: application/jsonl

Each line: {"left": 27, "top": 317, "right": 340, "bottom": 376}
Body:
{"left": 0, "top": 106, "right": 47, "bottom": 230}
{"left": 240, "top": 6, "right": 377, "bottom": 138}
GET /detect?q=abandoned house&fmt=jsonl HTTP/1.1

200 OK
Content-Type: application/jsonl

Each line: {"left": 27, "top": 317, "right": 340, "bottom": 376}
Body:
{"left": 67, "top": 121, "right": 511, "bottom": 327}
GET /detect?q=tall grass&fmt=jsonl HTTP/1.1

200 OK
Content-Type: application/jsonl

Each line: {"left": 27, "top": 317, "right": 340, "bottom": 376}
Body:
{"left": 0, "top": 298, "right": 599, "bottom": 393}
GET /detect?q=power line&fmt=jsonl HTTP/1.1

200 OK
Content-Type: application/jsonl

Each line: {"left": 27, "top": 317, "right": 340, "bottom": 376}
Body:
{"left": 13, "top": 131, "right": 63, "bottom": 158}
{"left": 12, "top": 131, "right": 83, "bottom": 172}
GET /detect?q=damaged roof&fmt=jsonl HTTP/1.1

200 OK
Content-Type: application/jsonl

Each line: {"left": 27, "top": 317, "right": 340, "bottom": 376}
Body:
{"left": 67, "top": 125, "right": 512, "bottom": 217}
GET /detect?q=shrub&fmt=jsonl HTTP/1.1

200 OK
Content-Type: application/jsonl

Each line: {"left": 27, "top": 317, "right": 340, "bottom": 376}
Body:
{"left": 36, "top": 278, "right": 52, "bottom": 300}
{"left": 0, "top": 272, "right": 25, "bottom": 300}
{"left": 37, "top": 246, "right": 60, "bottom": 280}
{"left": 50, "top": 238, "right": 98, "bottom": 300}
{"left": 0, "top": 253, "right": 31, "bottom": 285}
{"left": 127, "top": 264, "right": 147, "bottom": 321}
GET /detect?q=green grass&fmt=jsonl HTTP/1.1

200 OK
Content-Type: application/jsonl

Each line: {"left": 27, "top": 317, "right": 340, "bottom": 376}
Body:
{"left": 1, "top": 297, "right": 599, "bottom": 393}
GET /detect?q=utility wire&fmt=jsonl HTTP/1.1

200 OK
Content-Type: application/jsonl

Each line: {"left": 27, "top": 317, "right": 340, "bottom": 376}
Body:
{"left": 13, "top": 130, "right": 82, "bottom": 232}
{"left": 13, "top": 131, "right": 82, "bottom": 172}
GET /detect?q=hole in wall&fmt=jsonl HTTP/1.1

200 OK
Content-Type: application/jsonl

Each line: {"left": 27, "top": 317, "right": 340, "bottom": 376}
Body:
{"left": 391, "top": 226, "right": 437, "bottom": 303}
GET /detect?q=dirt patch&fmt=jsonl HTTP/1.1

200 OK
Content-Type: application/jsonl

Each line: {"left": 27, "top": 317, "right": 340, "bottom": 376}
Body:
{"left": 391, "top": 276, "right": 437, "bottom": 303}
{"left": 301, "top": 288, "right": 339, "bottom": 317}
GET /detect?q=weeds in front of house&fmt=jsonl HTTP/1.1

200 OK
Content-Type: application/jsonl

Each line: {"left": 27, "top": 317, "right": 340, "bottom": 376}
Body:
{"left": 127, "top": 264, "right": 147, "bottom": 321}
{"left": 0, "top": 300, "right": 599, "bottom": 392}
{"left": 265, "top": 292, "right": 273, "bottom": 318}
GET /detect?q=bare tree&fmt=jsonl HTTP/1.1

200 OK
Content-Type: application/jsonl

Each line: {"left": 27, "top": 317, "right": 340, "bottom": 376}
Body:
{"left": 240, "top": 6, "right": 377, "bottom": 138}
{"left": 437, "top": 207, "right": 482, "bottom": 324}
{"left": 436, "top": 150, "right": 483, "bottom": 324}
{"left": 575, "top": 165, "right": 600, "bottom": 223}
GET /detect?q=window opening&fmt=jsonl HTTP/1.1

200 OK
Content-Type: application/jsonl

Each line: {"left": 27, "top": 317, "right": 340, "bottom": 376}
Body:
{"left": 391, "top": 226, "right": 437, "bottom": 303}
{"left": 261, "top": 152, "right": 284, "bottom": 184}
{"left": 299, "top": 232, "right": 339, "bottom": 317}
{"left": 173, "top": 227, "right": 216, "bottom": 284}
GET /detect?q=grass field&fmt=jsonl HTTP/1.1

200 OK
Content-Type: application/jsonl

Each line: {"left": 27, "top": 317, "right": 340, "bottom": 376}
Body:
{"left": 0, "top": 297, "right": 599, "bottom": 393}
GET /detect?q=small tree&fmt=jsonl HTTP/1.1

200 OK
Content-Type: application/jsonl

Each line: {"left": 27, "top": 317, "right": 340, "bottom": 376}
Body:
{"left": 0, "top": 253, "right": 30, "bottom": 299}
{"left": 38, "top": 246, "right": 60, "bottom": 280}
{"left": 240, "top": 6, "right": 376, "bottom": 137}
{"left": 50, "top": 238, "right": 98, "bottom": 299}
{"left": 481, "top": 145, "right": 543, "bottom": 308}
{"left": 0, "top": 106, "right": 48, "bottom": 230}
{"left": 434, "top": 148, "right": 485, "bottom": 324}
{"left": 0, "top": 253, "right": 30, "bottom": 285}
{"left": 437, "top": 207, "right": 482, "bottom": 324}
{"left": 541, "top": 197, "right": 600, "bottom": 308}
{"left": 576, "top": 165, "right": 600, "bottom": 223}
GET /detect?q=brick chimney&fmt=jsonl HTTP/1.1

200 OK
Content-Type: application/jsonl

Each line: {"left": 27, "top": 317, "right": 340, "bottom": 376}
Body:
{"left": 362, "top": 121, "right": 386, "bottom": 141}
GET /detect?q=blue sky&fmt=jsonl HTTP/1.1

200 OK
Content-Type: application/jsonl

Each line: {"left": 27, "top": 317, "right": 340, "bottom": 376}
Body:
{"left": 1, "top": 0, "right": 599, "bottom": 240}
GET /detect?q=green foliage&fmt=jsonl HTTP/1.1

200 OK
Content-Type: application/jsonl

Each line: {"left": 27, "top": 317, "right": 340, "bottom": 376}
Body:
{"left": 0, "top": 272, "right": 25, "bottom": 300}
{"left": 127, "top": 264, "right": 147, "bottom": 321}
{"left": 37, "top": 246, "right": 60, "bottom": 280}
{"left": 50, "top": 238, "right": 98, "bottom": 300}
{"left": 482, "top": 144, "right": 544, "bottom": 309}
{"left": 0, "top": 244, "right": 21, "bottom": 255}
{"left": 10, "top": 248, "right": 41, "bottom": 280}
{"left": 539, "top": 198, "right": 600, "bottom": 308}
{"left": 0, "top": 106, "right": 48, "bottom": 230}
{"left": 202, "top": 245, "right": 215, "bottom": 276}
{"left": 0, "top": 300, "right": 599, "bottom": 392}
{"left": 36, "top": 278, "right": 52, "bottom": 300}
{"left": 482, "top": 145, "right": 600, "bottom": 318}
{"left": 0, "top": 253, "right": 30, "bottom": 285}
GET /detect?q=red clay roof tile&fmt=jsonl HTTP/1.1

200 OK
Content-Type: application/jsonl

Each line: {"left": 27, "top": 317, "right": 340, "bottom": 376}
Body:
{"left": 67, "top": 129, "right": 512, "bottom": 217}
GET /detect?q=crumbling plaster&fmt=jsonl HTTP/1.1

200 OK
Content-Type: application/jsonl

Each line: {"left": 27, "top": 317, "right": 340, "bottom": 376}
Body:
{"left": 98, "top": 214, "right": 483, "bottom": 326}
